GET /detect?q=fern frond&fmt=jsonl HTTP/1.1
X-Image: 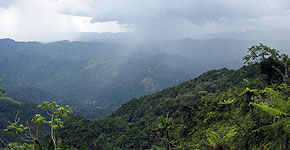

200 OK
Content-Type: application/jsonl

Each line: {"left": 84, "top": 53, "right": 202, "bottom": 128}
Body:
{"left": 221, "top": 128, "right": 236, "bottom": 144}
{"left": 206, "top": 131, "right": 220, "bottom": 146}
{"left": 219, "top": 98, "right": 236, "bottom": 105}
{"left": 250, "top": 102, "right": 287, "bottom": 117}
{"left": 265, "top": 88, "right": 290, "bottom": 114}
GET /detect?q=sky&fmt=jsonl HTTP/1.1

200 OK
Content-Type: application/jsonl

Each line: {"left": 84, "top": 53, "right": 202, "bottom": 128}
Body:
{"left": 0, "top": 0, "right": 290, "bottom": 41}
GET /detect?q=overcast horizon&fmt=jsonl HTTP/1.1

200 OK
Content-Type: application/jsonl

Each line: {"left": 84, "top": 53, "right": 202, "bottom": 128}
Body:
{"left": 0, "top": 0, "right": 290, "bottom": 42}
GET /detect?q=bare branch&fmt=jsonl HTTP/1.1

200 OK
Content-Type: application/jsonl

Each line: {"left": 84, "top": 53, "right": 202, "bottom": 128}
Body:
{"left": 272, "top": 66, "right": 286, "bottom": 79}
{"left": 202, "top": 140, "right": 215, "bottom": 149}
{"left": 33, "top": 121, "right": 38, "bottom": 139}
{"left": 272, "top": 65, "right": 288, "bottom": 85}
{"left": 46, "top": 110, "right": 52, "bottom": 116}
{"left": 23, "top": 133, "right": 32, "bottom": 139}
{"left": 14, "top": 111, "right": 20, "bottom": 124}
{"left": 17, "top": 135, "right": 33, "bottom": 142}
{"left": 0, "top": 137, "right": 14, "bottom": 150}
{"left": 26, "top": 121, "right": 33, "bottom": 139}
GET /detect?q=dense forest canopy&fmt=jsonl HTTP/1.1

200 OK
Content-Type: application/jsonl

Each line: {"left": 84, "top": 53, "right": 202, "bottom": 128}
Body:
{"left": 1, "top": 0, "right": 290, "bottom": 149}
{"left": 0, "top": 38, "right": 253, "bottom": 119}
{"left": 2, "top": 44, "right": 290, "bottom": 149}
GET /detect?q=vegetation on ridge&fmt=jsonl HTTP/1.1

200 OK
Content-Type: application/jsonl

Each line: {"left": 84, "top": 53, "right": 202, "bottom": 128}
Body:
{"left": 2, "top": 44, "right": 290, "bottom": 149}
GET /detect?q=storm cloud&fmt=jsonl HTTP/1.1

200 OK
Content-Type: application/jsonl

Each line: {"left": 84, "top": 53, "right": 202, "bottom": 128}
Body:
{"left": 0, "top": 0, "right": 290, "bottom": 41}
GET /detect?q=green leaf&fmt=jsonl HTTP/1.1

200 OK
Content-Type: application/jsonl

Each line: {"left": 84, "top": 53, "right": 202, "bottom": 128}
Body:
{"left": 250, "top": 102, "right": 287, "bottom": 117}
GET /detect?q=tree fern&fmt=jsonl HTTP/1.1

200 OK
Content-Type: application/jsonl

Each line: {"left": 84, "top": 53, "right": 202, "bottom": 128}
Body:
{"left": 264, "top": 88, "right": 290, "bottom": 114}
{"left": 205, "top": 127, "right": 236, "bottom": 149}
{"left": 219, "top": 98, "right": 236, "bottom": 105}
{"left": 238, "top": 87, "right": 259, "bottom": 97}
{"left": 249, "top": 102, "right": 288, "bottom": 117}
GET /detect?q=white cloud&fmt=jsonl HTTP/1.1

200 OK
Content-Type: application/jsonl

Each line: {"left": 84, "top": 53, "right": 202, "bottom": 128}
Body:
{"left": 0, "top": 7, "right": 19, "bottom": 38}
{"left": 0, "top": 0, "right": 128, "bottom": 41}
{"left": 1, "top": 0, "right": 290, "bottom": 41}
{"left": 47, "top": 0, "right": 290, "bottom": 40}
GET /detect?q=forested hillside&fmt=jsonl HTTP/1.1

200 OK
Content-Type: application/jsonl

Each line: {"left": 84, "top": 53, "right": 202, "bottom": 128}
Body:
{"left": 0, "top": 53, "right": 200, "bottom": 119}
{"left": 2, "top": 44, "right": 290, "bottom": 150}
{"left": 0, "top": 97, "right": 48, "bottom": 147}
{"left": 55, "top": 44, "right": 290, "bottom": 149}
{"left": 0, "top": 38, "right": 257, "bottom": 119}
{"left": 57, "top": 64, "right": 259, "bottom": 149}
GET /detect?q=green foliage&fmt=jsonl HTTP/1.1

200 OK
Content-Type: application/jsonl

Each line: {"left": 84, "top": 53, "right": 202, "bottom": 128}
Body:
{"left": 0, "top": 97, "right": 47, "bottom": 149}
{"left": 243, "top": 43, "right": 280, "bottom": 65}
{"left": 0, "top": 89, "right": 4, "bottom": 95}
{"left": 249, "top": 87, "right": 290, "bottom": 149}
{"left": 154, "top": 112, "right": 183, "bottom": 150}
{"left": 4, "top": 123, "right": 27, "bottom": 136}
{"left": 219, "top": 98, "right": 236, "bottom": 105}
{"left": 250, "top": 87, "right": 290, "bottom": 117}
{"left": 32, "top": 114, "right": 47, "bottom": 127}
{"left": 4, "top": 142, "right": 34, "bottom": 150}
{"left": 243, "top": 43, "right": 290, "bottom": 86}
{"left": 197, "top": 90, "right": 208, "bottom": 97}
{"left": 238, "top": 87, "right": 260, "bottom": 97}
{"left": 0, "top": 50, "right": 203, "bottom": 119}
{"left": 56, "top": 63, "right": 261, "bottom": 149}
{"left": 2, "top": 101, "right": 71, "bottom": 150}
{"left": 205, "top": 127, "right": 237, "bottom": 149}
{"left": 250, "top": 102, "right": 287, "bottom": 117}
{"left": 3, "top": 44, "right": 290, "bottom": 149}
{"left": 37, "top": 102, "right": 72, "bottom": 150}
{"left": 38, "top": 102, "right": 72, "bottom": 129}
{"left": 0, "top": 78, "right": 5, "bottom": 95}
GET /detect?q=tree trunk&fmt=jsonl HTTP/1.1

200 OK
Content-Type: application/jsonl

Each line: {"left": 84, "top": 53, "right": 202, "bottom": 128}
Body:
{"left": 285, "top": 135, "right": 289, "bottom": 150}
{"left": 51, "top": 115, "right": 57, "bottom": 150}
{"left": 166, "top": 129, "right": 170, "bottom": 150}
{"left": 33, "top": 122, "right": 38, "bottom": 150}
{"left": 34, "top": 141, "right": 37, "bottom": 150}
{"left": 244, "top": 134, "right": 249, "bottom": 150}
{"left": 282, "top": 134, "right": 284, "bottom": 150}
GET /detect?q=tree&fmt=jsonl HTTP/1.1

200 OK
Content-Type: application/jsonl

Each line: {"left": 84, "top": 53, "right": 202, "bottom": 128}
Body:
{"left": 153, "top": 112, "right": 182, "bottom": 150}
{"left": 0, "top": 78, "right": 13, "bottom": 150}
{"left": 38, "top": 102, "right": 72, "bottom": 150}
{"left": 243, "top": 43, "right": 280, "bottom": 65}
{"left": 243, "top": 44, "right": 290, "bottom": 85}
{"left": 219, "top": 98, "right": 236, "bottom": 113}
{"left": 202, "top": 127, "right": 236, "bottom": 150}
{"left": 4, "top": 102, "right": 72, "bottom": 150}
{"left": 4, "top": 112, "right": 46, "bottom": 150}
{"left": 271, "top": 54, "right": 290, "bottom": 85}
{"left": 238, "top": 87, "right": 260, "bottom": 113}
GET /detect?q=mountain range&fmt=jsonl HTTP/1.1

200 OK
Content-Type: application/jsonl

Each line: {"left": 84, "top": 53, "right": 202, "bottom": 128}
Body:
{"left": 1, "top": 38, "right": 289, "bottom": 118}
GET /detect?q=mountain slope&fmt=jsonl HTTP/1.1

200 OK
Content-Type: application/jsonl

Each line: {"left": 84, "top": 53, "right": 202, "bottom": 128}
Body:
{"left": 0, "top": 97, "right": 46, "bottom": 147}
{"left": 2, "top": 38, "right": 289, "bottom": 119}
{"left": 0, "top": 53, "right": 200, "bottom": 119}
{"left": 56, "top": 64, "right": 261, "bottom": 149}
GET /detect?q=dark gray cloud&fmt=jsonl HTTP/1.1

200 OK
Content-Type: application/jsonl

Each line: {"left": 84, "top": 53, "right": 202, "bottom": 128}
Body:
{"left": 71, "top": 0, "right": 290, "bottom": 24}
{"left": 55, "top": 0, "right": 290, "bottom": 40}
{"left": 1, "top": 0, "right": 290, "bottom": 41}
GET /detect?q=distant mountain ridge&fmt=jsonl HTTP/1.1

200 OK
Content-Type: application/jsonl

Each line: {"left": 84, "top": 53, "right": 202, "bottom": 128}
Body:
{"left": 1, "top": 38, "right": 290, "bottom": 118}
{"left": 0, "top": 52, "right": 199, "bottom": 118}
